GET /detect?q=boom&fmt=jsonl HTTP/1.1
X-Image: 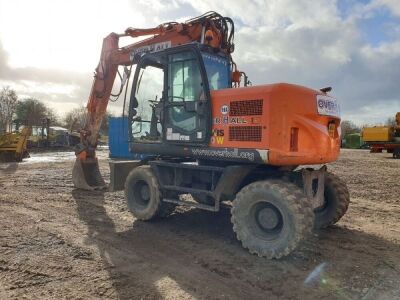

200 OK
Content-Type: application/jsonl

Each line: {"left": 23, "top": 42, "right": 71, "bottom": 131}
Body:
{"left": 73, "top": 12, "right": 236, "bottom": 189}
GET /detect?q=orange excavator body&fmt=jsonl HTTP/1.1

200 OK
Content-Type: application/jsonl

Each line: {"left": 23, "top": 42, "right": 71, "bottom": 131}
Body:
{"left": 73, "top": 12, "right": 341, "bottom": 190}
{"left": 209, "top": 84, "right": 340, "bottom": 166}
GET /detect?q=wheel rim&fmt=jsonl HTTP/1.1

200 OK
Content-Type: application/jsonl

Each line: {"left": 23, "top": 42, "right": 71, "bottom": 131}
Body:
{"left": 249, "top": 202, "right": 284, "bottom": 240}
{"left": 133, "top": 180, "right": 151, "bottom": 208}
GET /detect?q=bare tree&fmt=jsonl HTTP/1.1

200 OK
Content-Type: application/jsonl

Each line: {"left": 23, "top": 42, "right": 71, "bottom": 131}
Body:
{"left": 0, "top": 86, "right": 18, "bottom": 132}
{"left": 385, "top": 117, "right": 396, "bottom": 127}
{"left": 64, "top": 107, "right": 87, "bottom": 132}
{"left": 64, "top": 106, "right": 112, "bottom": 134}
{"left": 341, "top": 120, "right": 361, "bottom": 136}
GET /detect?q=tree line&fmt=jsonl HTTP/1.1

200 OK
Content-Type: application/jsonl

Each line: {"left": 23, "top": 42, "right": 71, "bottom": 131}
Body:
{"left": 0, "top": 86, "right": 110, "bottom": 134}
{"left": 0, "top": 85, "right": 395, "bottom": 136}
{"left": 340, "top": 117, "right": 396, "bottom": 137}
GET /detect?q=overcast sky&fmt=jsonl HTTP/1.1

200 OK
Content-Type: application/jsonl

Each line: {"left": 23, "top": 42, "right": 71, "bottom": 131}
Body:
{"left": 0, "top": 0, "right": 399, "bottom": 124}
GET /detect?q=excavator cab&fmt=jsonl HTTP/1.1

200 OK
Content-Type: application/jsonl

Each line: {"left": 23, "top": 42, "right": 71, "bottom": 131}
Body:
{"left": 129, "top": 44, "right": 230, "bottom": 150}
{"left": 73, "top": 44, "right": 231, "bottom": 190}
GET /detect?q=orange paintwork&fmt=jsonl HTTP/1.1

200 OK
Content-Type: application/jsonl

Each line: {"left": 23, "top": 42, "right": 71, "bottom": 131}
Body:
{"left": 209, "top": 83, "right": 341, "bottom": 166}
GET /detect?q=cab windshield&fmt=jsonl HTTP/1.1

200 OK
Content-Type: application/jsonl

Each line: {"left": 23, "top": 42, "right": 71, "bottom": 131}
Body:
{"left": 201, "top": 53, "right": 230, "bottom": 90}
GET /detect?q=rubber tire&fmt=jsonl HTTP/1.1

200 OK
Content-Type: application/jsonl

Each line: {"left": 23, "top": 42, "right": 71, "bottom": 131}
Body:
{"left": 231, "top": 180, "right": 313, "bottom": 259}
{"left": 125, "top": 165, "right": 174, "bottom": 220}
{"left": 314, "top": 172, "right": 350, "bottom": 229}
{"left": 393, "top": 148, "right": 400, "bottom": 159}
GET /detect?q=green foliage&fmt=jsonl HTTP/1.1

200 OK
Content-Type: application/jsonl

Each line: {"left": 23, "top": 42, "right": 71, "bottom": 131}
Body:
{"left": 15, "top": 98, "right": 58, "bottom": 126}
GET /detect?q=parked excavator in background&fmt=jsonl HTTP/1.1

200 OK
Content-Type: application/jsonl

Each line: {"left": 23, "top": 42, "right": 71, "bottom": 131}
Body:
{"left": 72, "top": 12, "right": 350, "bottom": 259}
{"left": 362, "top": 112, "right": 400, "bottom": 158}
{"left": 0, "top": 120, "right": 31, "bottom": 162}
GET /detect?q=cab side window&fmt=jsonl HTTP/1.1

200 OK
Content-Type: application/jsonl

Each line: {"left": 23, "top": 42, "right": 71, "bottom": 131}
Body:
{"left": 167, "top": 51, "right": 204, "bottom": 133}
{"left": 131, "top": 65, "right": 164, "bottom": 141}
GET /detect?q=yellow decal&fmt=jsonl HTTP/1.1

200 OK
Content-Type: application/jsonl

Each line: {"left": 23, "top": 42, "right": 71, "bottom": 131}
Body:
{"left": 216, "top": 136, "right": 224, "bottom": 145}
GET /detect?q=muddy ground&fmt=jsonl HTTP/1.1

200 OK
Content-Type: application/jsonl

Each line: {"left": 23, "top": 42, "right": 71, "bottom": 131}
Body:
{"left": 0, "top": 149, "right": 399, "bottom": 299}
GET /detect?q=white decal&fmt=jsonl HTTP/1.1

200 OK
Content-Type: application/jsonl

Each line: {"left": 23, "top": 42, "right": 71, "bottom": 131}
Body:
{"left": 191, "top": 148, "right": 255, "bottom": 161}
{"left": 316, "top": 95, "right": 340, "bottom": 118}
{"left": 221, "top": 104, "right": 229, "bottom": 115}
{"left": 131, "top": 41, "right": 172, "bottom": 58}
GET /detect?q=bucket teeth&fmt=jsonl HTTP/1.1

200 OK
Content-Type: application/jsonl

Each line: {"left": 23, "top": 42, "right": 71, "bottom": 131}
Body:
{"left": 72, "top": 158, "right": 107, "bottom": 190}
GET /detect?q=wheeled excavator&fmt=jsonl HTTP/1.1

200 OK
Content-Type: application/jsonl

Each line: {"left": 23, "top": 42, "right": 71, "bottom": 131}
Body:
{"left": 72, "top": 12, "right": 350, "bottom": 258}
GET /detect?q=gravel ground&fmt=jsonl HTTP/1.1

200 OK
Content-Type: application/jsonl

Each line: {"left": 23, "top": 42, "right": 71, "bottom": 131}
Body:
{"left": 0, "top": 149, "right": 399, "bottom": 299}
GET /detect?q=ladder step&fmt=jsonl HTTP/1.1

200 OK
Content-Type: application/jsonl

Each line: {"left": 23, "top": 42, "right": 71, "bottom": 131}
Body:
{"left": 163, "top": 198, "right": 218, "bottom": 212}
{"left": 162, "top": 185, "right": 214, "bottom": 196}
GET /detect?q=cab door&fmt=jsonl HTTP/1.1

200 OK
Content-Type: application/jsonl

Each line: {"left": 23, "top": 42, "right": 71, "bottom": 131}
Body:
{"left": 164, "top": 49, "right": 210, "bottom": 144}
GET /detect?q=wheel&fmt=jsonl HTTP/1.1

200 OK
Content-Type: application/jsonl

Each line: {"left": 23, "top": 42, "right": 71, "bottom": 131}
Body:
{"left": 393, "top": 148, "right": 400, "bottom": 159}
{"left": 314, "top": 172, "right": 350, "bottom": 229}
{"left": 231, "top": 180, "right": 313, "bottom": 259}
{"left": 124, "top": 165, "right": 174, "bottom": 220}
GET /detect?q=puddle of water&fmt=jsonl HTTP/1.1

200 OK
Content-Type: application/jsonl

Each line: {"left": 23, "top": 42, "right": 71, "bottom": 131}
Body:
{"left": 19, "top": 147, "right": 110, "bottom": 165}
{"left": 21, "top": 151, "right": 76, "bottom": 164}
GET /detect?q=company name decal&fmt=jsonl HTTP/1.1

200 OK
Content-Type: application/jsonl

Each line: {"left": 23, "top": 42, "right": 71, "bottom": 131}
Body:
{"left": 316, "top": 95, "right": 340, "bottom": 118}
{"left": 213, "top": 117, "right": 247, "bottom": 125}
{"left": 131, "top": 41, "right": 172, "bottom": 57}
{"left": 191, "top": 148, "right": 255, "bottom": 161}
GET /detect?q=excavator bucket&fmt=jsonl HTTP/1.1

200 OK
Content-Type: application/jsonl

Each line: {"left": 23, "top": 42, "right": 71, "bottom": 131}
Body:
{"left": 72, "top": 158, "right": 107, "bottom": 190}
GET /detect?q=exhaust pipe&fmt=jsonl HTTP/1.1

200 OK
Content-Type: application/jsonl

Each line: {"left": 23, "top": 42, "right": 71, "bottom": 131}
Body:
{"left": 72, "top": 157, "right": 106, "bottom": 190}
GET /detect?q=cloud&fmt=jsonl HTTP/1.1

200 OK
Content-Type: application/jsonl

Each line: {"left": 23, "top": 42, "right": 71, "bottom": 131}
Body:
{"left": 177, "top": 0, "right": 400, "bottom": 123}
{"left": 0, "top": 0, "right": 399, "bottom": 124}
{"left": 372, "top": 0, "right": 400, "bottom": 17}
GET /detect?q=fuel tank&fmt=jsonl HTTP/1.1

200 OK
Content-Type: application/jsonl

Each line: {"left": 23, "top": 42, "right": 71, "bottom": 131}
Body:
{"left": 209, "top": 83, "right": 341, "bottom": 166}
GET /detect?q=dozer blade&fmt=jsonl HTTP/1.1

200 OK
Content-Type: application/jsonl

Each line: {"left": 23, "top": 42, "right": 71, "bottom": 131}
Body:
{"left": 72, "top": 158, "right": 107, "bottom": 190}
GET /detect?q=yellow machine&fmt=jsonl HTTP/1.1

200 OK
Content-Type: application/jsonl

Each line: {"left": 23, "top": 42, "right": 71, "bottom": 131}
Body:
{"left": 362, "top": 112, "right": 400, "bottom": 158}
{"left": 0, "top": 127, "right": 31, "bottom": 162}
{"left": 362, "top": 126, "right": 393, "bottom": 142}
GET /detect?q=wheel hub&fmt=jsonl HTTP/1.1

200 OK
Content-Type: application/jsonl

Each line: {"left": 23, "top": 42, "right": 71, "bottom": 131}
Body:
{"left": 139, "top": 185, "right": 150, "bottom": 201}
{"left": 257, "top": 207, "right": 280, "bottom": 230}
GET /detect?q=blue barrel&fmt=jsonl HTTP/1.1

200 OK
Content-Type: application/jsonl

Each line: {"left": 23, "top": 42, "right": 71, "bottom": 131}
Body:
{"left": 108, "top": 117, "right": 147, "bottom": 160}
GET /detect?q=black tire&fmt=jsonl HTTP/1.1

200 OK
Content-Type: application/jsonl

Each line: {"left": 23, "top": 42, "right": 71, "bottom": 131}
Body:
{"left": 314, "top": 172, "right": 350, "bottom": 229}
{"left": 393, "top": 148, "right": 400, "bottom": 159}
{"left": 124, "top": 165, "right": 174, "bottom": 220}
{"left": 231, "top": 180, "right": 313, "bottom": 259}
